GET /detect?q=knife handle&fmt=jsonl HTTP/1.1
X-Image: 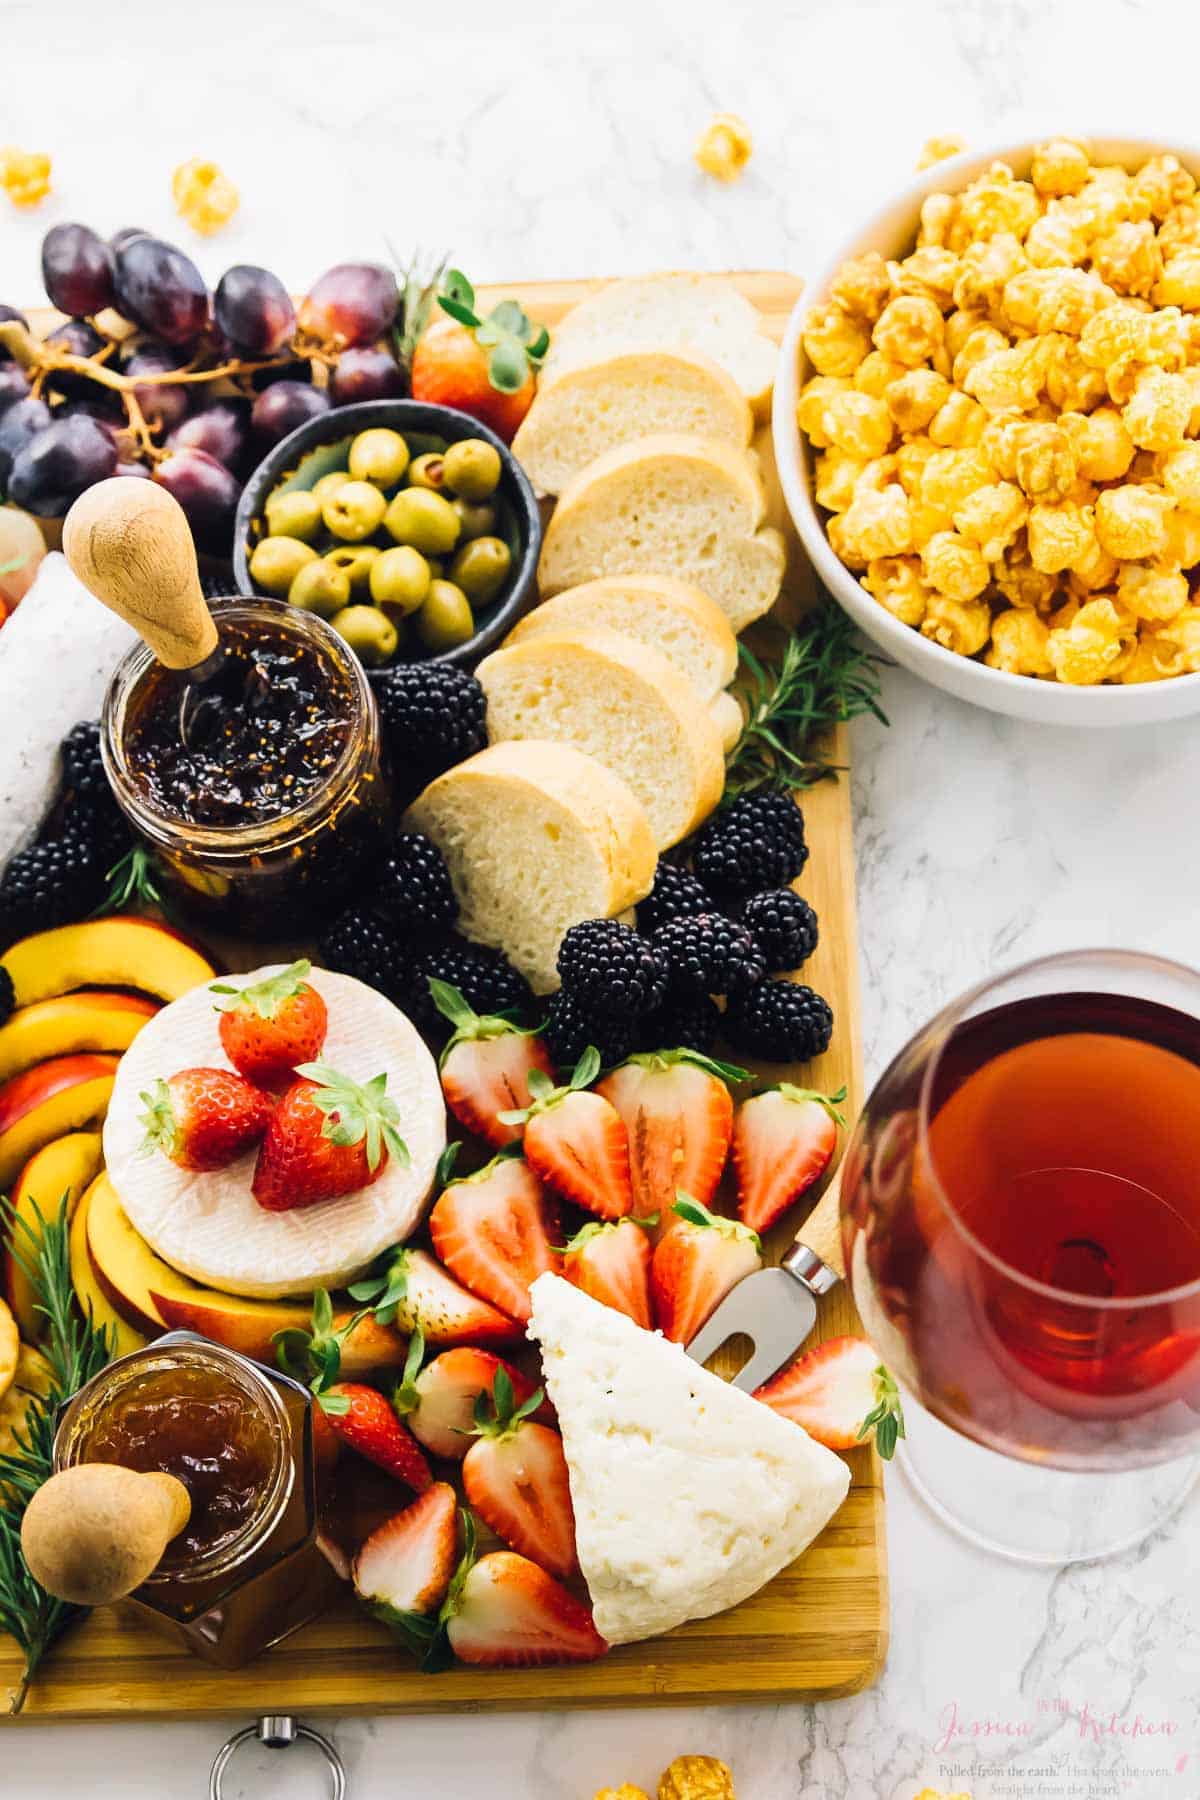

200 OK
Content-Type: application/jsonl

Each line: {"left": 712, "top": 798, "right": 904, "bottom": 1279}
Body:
{"left": 781, "top": 1167, "right": 845, "bottom": 1287}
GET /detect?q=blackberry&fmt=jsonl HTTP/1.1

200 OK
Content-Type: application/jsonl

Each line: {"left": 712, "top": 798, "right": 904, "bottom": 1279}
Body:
{"left": 723, "top": 979, "right": 833, "bottom": 1063}
{"left": 56, "top": 720, "right": 131, "bottom": 862}
{"left": 693, "top": 788, "right": 808, "bottom": 899}
{"left": 319, "top": 906, "right": 413, "bottom": 1006}
{"left": 636, "top": 991, "right": 721, "bottom": 1057}
{"left": 740, "top": 889, "right": 819, "bottom": 973}
{"left": 372, "top": 832, "right": 458, "bottom": 934}
{"left": 0, "top": 964, "right": 13, "bottom": 1027}
{"left": 636, "top": 863, "right": 711, "bottom": 937}
{"left": 0, "top": 829, "right": 109, "bottom": 946}
{"left": 409, "top": 936, "right": 531, "bottom": 1031}
{"left": 372, "top": 664, "right": 487, "bottom": 797}
{"left": 655, "top": 911, "right": 765, "bottom": 997}
{"left": 556, "top": 919, "right": 667, "bottom": 1019}
{"left": 542, "top": 987, "right": 636, "bottom": 1073}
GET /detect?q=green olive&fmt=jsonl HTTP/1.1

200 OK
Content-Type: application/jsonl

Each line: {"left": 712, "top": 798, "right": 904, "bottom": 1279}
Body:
{"left": 326, "top": 543, "right": 382, "bottom": 596}
{"left": 442, "top": 437, "right": 502, "bottom": 501}
{"left": 311, "top": 470, "right": 351, "bottom": 504}
{"left": 329, "top": 604, "right": 399, "bottom": 667}
{"left": 370, "top": 544, "right": 431, "bottom": 615}
{"left": 417, "top": 579, "right": 476, "bottom": 652}
{"left": 264, "top": 489, "right": 323, "bottom": 543}
{"left": 348, "top": 427, "right": 410, "bottom": 488}
{"left": 288, "top": 557, "right": 352, "bottom": 618}
{"left": 323, "top": 479, "right": 388, "bottom": 543}
{"left": 249, "top": 535, "right": 318, "bottom": 596}
{"left": 407, "top": 452, "right": 446, "bottom": 491}
{"left": 451, "top": 497, "right": 498, "bottom": 541}
{"left": 448, "top": 534, "right": 512, "bottom": 605}
{"left": 384, "top": 486, "right": 461, "bottom": 556}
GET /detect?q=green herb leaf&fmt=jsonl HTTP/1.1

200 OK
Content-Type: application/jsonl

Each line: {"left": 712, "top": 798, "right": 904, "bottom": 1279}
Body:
{"left": 855, "top": 1364, "right": 906, "bottom": 1461}
{"left": 441, "top": 269, "right": 476, "bottom": 310}
{"left": 486, "top": 340, "right": 528, "bottom": 394}
{"left": 93, "top": 844, "right": 165, "bottom": 920}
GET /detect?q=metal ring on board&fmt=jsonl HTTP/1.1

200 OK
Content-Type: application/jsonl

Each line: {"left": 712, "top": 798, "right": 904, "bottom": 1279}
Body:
{"left": 209, "top": 1714, "right": 347, "bottom": 1798}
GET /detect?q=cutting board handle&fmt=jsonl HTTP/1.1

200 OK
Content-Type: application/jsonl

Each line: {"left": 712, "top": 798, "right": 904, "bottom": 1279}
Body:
{"left": 20, "top": 1463, "right": 192, "bottom": 1606}
{"left": 793, "top": 1167, "right": 845, "bottom": 1282}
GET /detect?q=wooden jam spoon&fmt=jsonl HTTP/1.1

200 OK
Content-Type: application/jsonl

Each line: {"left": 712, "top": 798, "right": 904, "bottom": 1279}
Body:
{"left": 21, "top": 1462, "right": 192, "bottom": 1606}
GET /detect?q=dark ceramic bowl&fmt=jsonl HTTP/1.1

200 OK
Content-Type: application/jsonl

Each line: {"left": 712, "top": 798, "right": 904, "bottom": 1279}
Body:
{"left": 232, "top": 398, "right": 541, "bottom": 668}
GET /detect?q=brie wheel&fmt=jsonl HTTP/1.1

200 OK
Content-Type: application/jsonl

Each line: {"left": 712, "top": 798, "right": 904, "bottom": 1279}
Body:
{"left": 104, "top": 966, "right": 446, "bottom": 1298}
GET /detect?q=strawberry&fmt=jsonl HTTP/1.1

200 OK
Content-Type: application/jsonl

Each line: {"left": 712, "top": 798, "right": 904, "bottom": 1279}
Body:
{"left": 732, "top": 1083, "right": 846, "bottom": 1234}
{"left": 210, "top": 958, "right": 328, "bottom": 1090}
{"left": 561, "top": 1216, "right": 654, "bottom": 1328}
{"left": 320, "top": 1381, "right": 433, "bottom": 1491}
{"left": 409, "top": 274, "right": 547, "bottom": 442}
{"left": 597, "top": 1050, "right": 745, "bottom": 1236}
{"left": 462, "top": 1369, "right": 577, "bottom": 1578}
{"left": 350, "top": 1245, "right": 521, "bottom": 1346}
{"left": 650, "top": 1195, "right": 763, "bottom": 1344}
{"left": 353, "top": 1481, "right": 461, "bottom": 1652}
{"left": 445, "top": 1550, "right": 607, "bottom": 1667}
{"left": 394, "top": 1340, "right": 547, "bottom": 1460}
{"left": 430, "top": 1153, "right": 560, "bottom": 1324}
{"left": 753, "top": 1336, "right": 906, "bottom": 1458}
{"left": 431, "top": 979, "right": 555, "bottom": 1151}
{"left": 251, "top": 1062, "right": 408, "bottom": 1212}
{"left": 138, "top": 1068, "right": 272, "bottom": 1172}
{"left": 502, "top": 1048, "right": 632, "bottom": 1220}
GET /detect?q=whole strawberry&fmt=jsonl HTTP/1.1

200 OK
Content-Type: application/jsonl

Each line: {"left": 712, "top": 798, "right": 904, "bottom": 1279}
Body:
{"left": 252, "top": 1061, "right": 409, "bottom": 1212}
{"left": 211, "top": 959, "right": 328, "bottom": 1090}
{"left": 139, "top": 1068, "right": 273, "bottom": 1172}
{"left": 409, "top": 273, "right": 547, "bottom": 442}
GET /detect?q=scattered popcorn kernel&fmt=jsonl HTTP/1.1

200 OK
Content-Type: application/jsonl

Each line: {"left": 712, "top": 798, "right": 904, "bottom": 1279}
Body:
{"left": 1028, "top": 500, "right": 1097, "bottom": 573}
{"left": 986, "top": 606, "right": 1054, "bottom": 674}
{"left": 657, "top": 1756, "right": 736, "bottom": 1800}
{"left": 872, "top": 294, "right": 944, "bottom": 366}
{"left": 887, "top": 368, "right": 952, "bottom": 432}
{"left": 839, "top": 483, "right": 913, "bottom": 559}
{"left": 914, "top": 1789, "right": 975, "bottom": 1800}
{"left": 1047, "top": 597, "right": 1137, "bottom": 684}
{"left": 1118, "top": 563, "right": 1189, "bottom": 622}
{"left": 1161, "top": 442, "right": 1200, "bottom": 511}
{"left": 694, "top": 113, "right": 753, "bottom": 183}
{"left": 1123, "top": 367, "right": 1193, "bottom": 450}
{"left": 1015, "top": 422, "right": 1079, "bottom": 502}
{"left": 854, "top": 350, "right": 908, "bottom": 398}
{"left": 1031, "top": 138, "right": 1091, "bottom": 198}
{"left": 823, "top": 390, "right": 895, "bottom": 460}
{"left": 596, "top": 1789, "right": 650, "bottom": 1800}
{"left": 863, "top": 555, "right": 931, "bottom": 626}
{"left": 917, "top": 135, "right": 966, "bottom": 171}
{"left": 796, "top": 376, "right": 852, "bottom": 448}
{"left": 803, "top": 304, "right": 872, "bottom": 377}
{"left": 0, "top": 146, "right": 51, "bottom": 208}
{"left": 831, "top": 251, "right": 893, "bottom": 321}
{"left": 921, "top": 591, "right": 992, "bottom": 655}
{"left": 172, "top": 158, "right": 239, "bottom": 235}
{"left": 1094, "top": 484, "right": 1175, "bottom": 560}
{"left": 921, "top": 529, "right": 990, "bottom": 600}
{"left": 953, "top": 480, "right": 1028, "bottom": 561}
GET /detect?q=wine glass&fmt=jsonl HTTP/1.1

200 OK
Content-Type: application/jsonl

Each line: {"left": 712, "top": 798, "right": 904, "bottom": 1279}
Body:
{"left": 840, "top": 948, "right": 1200, "bottom": 1563}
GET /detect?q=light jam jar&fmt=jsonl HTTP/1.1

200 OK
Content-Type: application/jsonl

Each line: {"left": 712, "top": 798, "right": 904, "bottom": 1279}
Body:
{"left": 101, "top": 599, "right": 390, "bottom": 935}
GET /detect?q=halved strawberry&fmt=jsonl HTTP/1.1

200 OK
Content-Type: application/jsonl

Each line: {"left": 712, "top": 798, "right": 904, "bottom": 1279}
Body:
{"left": 753, "top": 1336, "right": 905, "bottom": 1457}
{"left": 394, "top": 1340, "right": 546, "bottom": 1460}
{"left": 251, "top": 1062, "right": 409, "bottom": 1212}
{"left": 138, "top": 1068, "right": 272, "bottom": 1172}
{"left": 650, "top": 1194, "right": 762, "bottom": 1343}
{"left": 319, "top": 1382, "right": 433, "bottom": 1492}
{"left": 444, "top": 1551, "right": 607, "bottom": 1667}
{"left": 210, "top": 959, "right": 328, "bottom": 1090}
{"left": 430, "top": 1152, "right": 560, "bottom": 1323}
{"left": 597, "top": 1050, "right": 745, "bottom": 1235}
{"left": 352, "top": 1246, "right": 521, "bottom": 1347}
{"left": 462, "top": 1369, "right": 577, "bottom": 1579}
{"left": 561, "top": 1216, "right": 654, "bottom": 1328}
{"left": 353, "top": 1482, "right": 460, "bottom": 1654}
{"left": 732, "top": 1084, "right": 846, "bottom": 1234}
{"left": 432, "top": 979, "right": 555, "bottom": 1151}
{"left": 502, "top": 1048, "right": 632, "bottom": 1220}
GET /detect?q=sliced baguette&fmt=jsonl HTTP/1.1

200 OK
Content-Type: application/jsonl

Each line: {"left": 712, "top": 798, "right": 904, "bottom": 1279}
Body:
{"left": 477, "top": 625, "right": 726, "bottom": 851}
{"left": 539, "top": 273, "right": 778, "bottom": 420}
{"left": 404, "top": 741, "right": 656, "bottom": 996}
{"left": 538, "top": 434, "right": 786, "bottom": 635}
{"left": 512, "top": 349, "right": 752, "bottom": 496}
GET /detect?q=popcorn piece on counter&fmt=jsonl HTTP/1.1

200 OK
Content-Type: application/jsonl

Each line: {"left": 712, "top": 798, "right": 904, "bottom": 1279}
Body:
{"left": 594, "top": 1789, "right": 650, "bottom": 1800}
{"left": 916, "top": 135, "right": 966, "bottom": 172}
{"left": 172, "top": 158, "right": 239, "bottom": 234}
{"left": 657, "top": 1756, "right": 736, "bottom": 1799}
{"left": 694, "top": 114, "right": 752, "bottom": 183}
{"left": 914, "top": 1790, "right": 974, "bottom": 1800}
{"left": 0, "top": 146, "right": 51, "bottom": 207}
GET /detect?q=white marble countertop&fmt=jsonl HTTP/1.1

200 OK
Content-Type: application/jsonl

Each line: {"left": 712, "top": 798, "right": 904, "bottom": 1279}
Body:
{"left": 3, "top": 0, "right": 1199, "bottom": 1793}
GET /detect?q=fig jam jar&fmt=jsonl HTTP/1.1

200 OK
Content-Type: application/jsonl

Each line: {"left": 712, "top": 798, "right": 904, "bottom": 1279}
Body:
{"left": 101, "top": 600, "right": 390, "bottom": 935}
{"left": 53, "top": 1333, "right": 339, "bottom": 1667}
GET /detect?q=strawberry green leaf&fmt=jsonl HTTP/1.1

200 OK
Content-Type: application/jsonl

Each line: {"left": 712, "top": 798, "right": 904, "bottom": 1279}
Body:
{"left": 436, "top": 1141, "right": 463, "bottom": 1188}
{"left": 777, "top": 1082, "right": 848, "bottom": 1127}
{"left": 526, "top": 324, "right": 550, "bottom": 362}
{"left": 855, "top": 1364, "right": 906, "bottom": 1461}
{"left": 211, "top": 959, "right": 312, "bottom": 1019}
{"left": 441, "top": 269, "right": 475, "bottom": 310}
{"left": 569, "top": 1046, "right": 601, "bottom": 1090}
{"left": 317, "top": 1391, "right": 351, "bottom": 1417}
{"left": 488, "top": 298, "right": 529, "bottom": 339}
{"left": 487, "top": 340, "right": 527, "bottom": 394}
{"left": 429, "top": 979, "right": 475, "bottom": 1029}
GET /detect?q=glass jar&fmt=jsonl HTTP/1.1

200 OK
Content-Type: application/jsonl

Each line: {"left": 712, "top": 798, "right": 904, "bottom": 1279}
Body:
{"left": 54, "top": 1332, "right": 339, "bottom": 1667}
{"left": 101, "top": 598, "right": 390, "bottom": 936}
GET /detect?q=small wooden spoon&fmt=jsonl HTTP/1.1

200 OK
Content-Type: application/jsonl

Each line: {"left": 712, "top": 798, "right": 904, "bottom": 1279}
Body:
{"left": 21, "top": 1463, "right": 192, "bottom": 1606}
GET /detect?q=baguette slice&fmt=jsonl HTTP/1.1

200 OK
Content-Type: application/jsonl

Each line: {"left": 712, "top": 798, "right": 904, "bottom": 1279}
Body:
{"left": 539, "top": 274, "right": 778, "bottom": 420}
{"left": 404, "top": 741, "right": 655, "bottom": 996}
{"left": 512, "top": 349, "right": 752, "bottom": 496}
{"left": 538, "top": 434, "right": 786, "bottom": 634}
{"left": 504, "top": 575, "right": 738, "bottom": 702}
{"left": 477, "top": 626, "right": 725, "bottom": 852}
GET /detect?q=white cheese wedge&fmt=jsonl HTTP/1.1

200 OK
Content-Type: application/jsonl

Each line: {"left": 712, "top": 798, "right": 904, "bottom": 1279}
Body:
{"left": 526, "top": 1273, "right": 850, "bottom": 1646}
{"left": 104, "top": 966, "right": 446, "bottom": 1298}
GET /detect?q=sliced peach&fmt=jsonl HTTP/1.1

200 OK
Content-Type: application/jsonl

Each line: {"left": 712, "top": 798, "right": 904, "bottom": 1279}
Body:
{"left": 85, "top": 1172, "right": 186, "bottom": 1335}
{"left": 4, "top": 1131, "right": 103, "bottom": 1339}
{"left": 152, "top": 1285, "right": 408, "bottom": 1372}
{"left": 69, "top": 1179, "right": 148, "bottom": 1359}
{"left": 0, "top": 1054, "right": 118, "bottom": 1188}
{"left": 3, "top": 915, "right": 215, "bottom": 1008}
{"left": 0, "top": 990, "right": 158, "bottom": 1083}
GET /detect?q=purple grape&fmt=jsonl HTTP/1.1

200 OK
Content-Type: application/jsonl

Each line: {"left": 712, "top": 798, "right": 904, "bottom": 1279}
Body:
{"left": 7, "top": 414, "right": 118, "bottom": 516}
{"left": 0, "top": 396, "right": 53, "bottom": 484}
{"left": 0, "top": 364, "right": 30, "bottom": 416}
{"left": 166, "top": 398, "right": 250, "bottom": 471}
{"left": 250, "top": 358, "right": 313, "bottom": 392}
{"left": 298, "top": 263, "right": 399, "bottom": 348}
{"left": 250, "top": 380, "right": 331, "bottom": 449}
{"left": 113, "top": 237, "right": 208, "bottom": 346}
{"left": 330, "top": 345, "right": 405, "bottom": 405}
{"left": 41, "top": 224, "right": 116, "bottom": 317}
{"left": 110, "top": 227, "right": 149, "bottom": 254}
{"left": 60, "top": 391, "right": 125, "bottom": 429}
{"left": 152, "top": 448, "right": 241, "bottom": 553}
{"left": 124, "top": 342, "right": 190, "bottom": 433}
{"left": 43, "top": 318, "right": 107, "bottom": 403}
{"left": 214, "top": 265, "right": 296, "bottom": 358}
{"left": 0, "top": 304, "right": 29, "bottom": 364}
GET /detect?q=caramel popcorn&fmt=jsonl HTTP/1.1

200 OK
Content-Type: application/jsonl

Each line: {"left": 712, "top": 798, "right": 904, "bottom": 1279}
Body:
{"left": 917, "top": 135, "right": 966, "bottom": 171}
{"left": 914, "top": 1789, "right": 974, "bottom": 1800}
{"left": 595, "top": 1788, "right": 650, "bottom": 1800}
{"left": 694, "top": 113, "right": 753, "bottom": 183}
{"left": 657, "top": 1756, "right": 736, "bottom": 1799}
{"left": 0, "top": 146, "right": 51, "bottom": 207}
{"left": 799, "top": 138, "right": 1200, "bottom": 684}
{"left": 172, "top": 158, "right": 239, "bottom": 234}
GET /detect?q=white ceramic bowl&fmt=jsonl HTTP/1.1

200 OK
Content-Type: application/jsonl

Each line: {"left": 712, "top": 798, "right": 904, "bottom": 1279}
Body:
{"left": 773, "top": 134, "right": 1200, "bottom": 726}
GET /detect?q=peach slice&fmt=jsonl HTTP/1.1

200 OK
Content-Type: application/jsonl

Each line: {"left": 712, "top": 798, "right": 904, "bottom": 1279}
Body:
{"left": 3, "top": 915, "right": 215, "bottom": 1009}
{"left": 69, "top": 1178, "right": 148, "bottom": 1360}
{"left": 0, "top": 990, "right": 158, "bottom": 1083}
{"left": 0, "top": 1054, "right": 118, "bottom": 1189}
{"left": 4, "top": 1130, "right": 103, "bottom": 1339}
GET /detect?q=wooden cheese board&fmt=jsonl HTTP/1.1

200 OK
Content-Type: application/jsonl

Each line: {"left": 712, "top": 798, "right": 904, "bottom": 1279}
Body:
{"left": 0, "top": 270, "right": 888, "bottom": 1720}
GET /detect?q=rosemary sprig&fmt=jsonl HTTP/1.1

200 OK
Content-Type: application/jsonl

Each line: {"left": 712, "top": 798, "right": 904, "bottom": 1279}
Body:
{"left": 0, "top": 1194, "right": 113, "bottom": 1713}
{"left": 724, "top": 602, "right": 889, "bottom": 800}
{"left": 93, "top": 843, "right": 165, "bottom": 919}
